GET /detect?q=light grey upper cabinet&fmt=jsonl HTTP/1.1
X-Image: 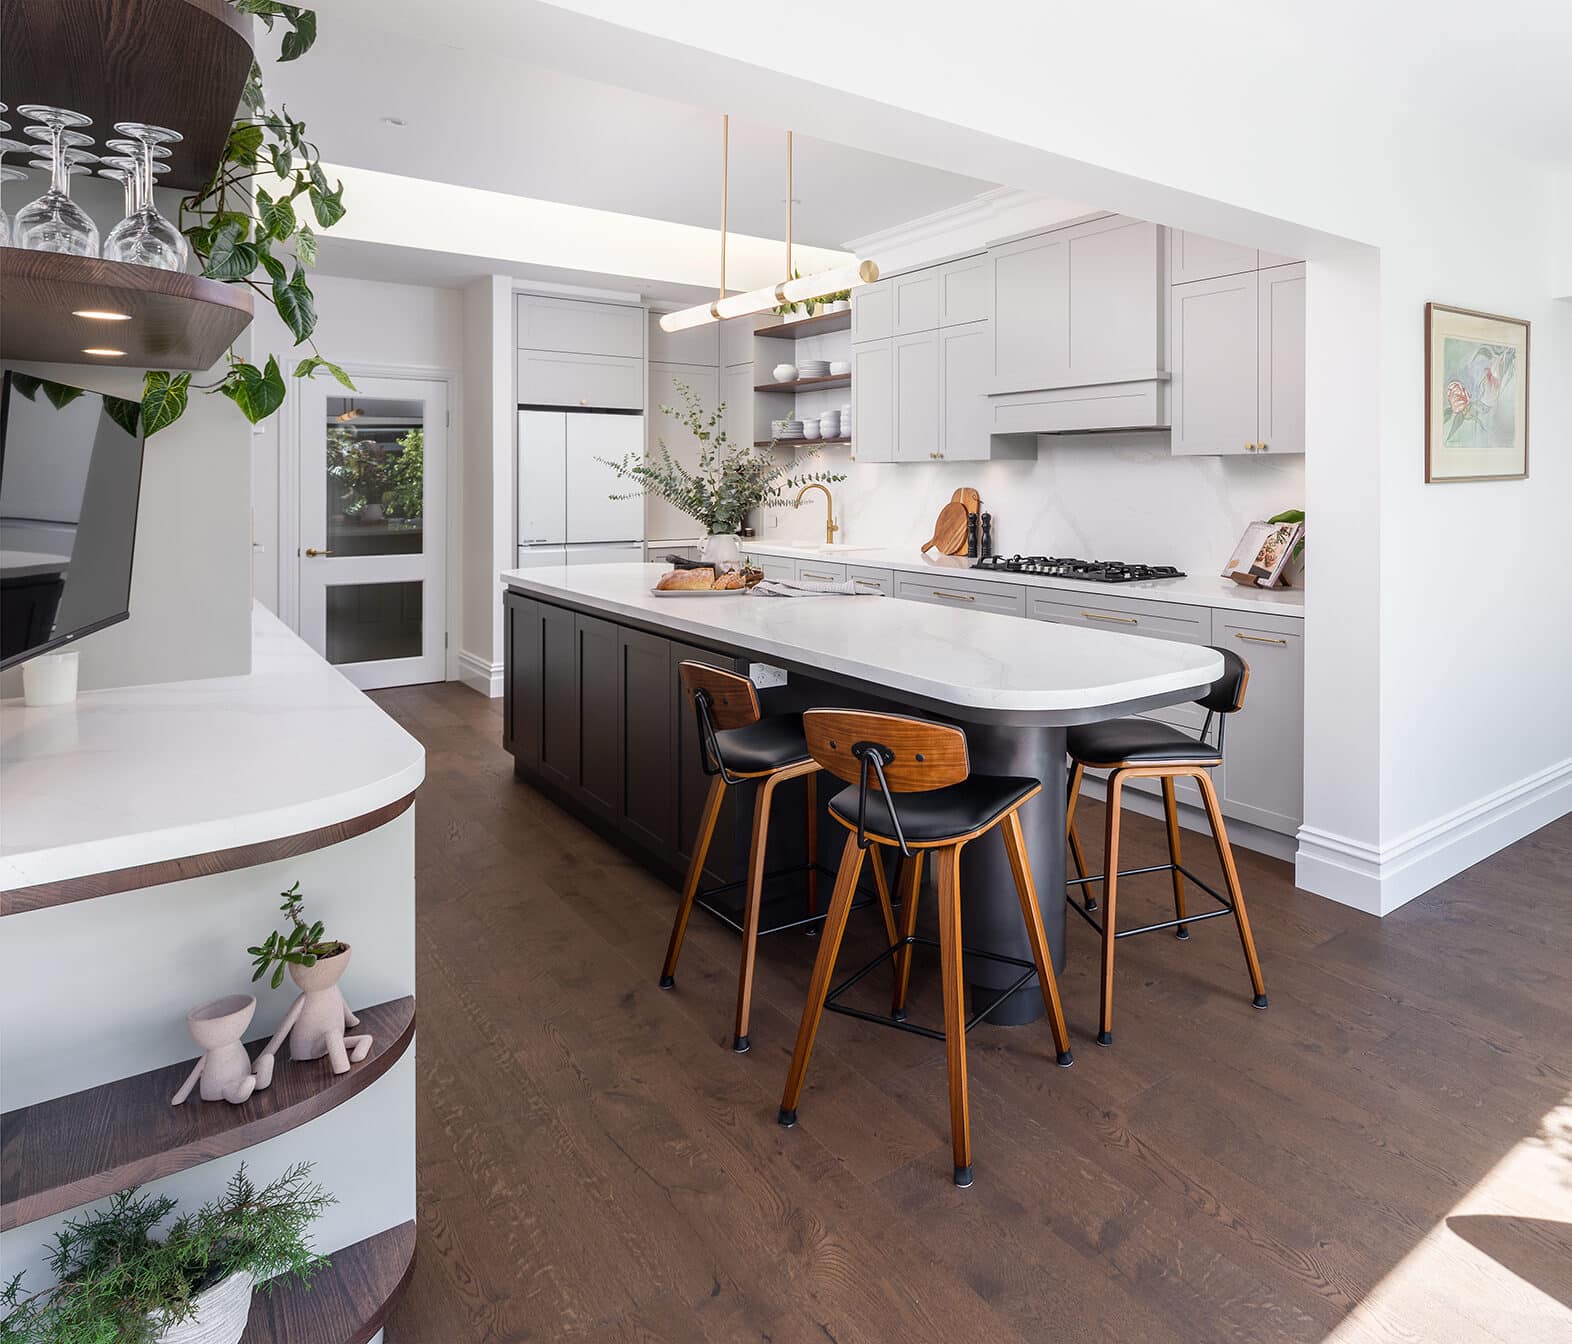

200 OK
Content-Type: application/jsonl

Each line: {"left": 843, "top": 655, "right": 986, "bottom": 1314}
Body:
{"left": 518, "top": 294, "right": 644, "bottom": 359}
{"left": 851, "top": 341, "right": 894, "bottom": 462}
{"left": 722, "top": 363, "right": 754, "bottom": 455}
{"left": 1257, "top": 263, "right": 1306, "bottom": 456}
{"left": 518, "top": 349, "right": 643, "bottom": 411}
{"left": 939, "top": 321, "right": 992, "bottom": 461}
{"left": 1170, "top": 270, "right": 1260, "bottom": 456}
{"left": 648, "top": 311, "right": 719, "bottom": 365}
{"left": 892, "top": 269, "right": 941, "bottom": 335}
{"left": 938, "top": 255, "right": 990, "bottom": 326}
{"left": 718, "top": 315, "right": 754, "bottom": 369}
{"left": 892, "top": 330, "right": 941, "bottom": 462}
{"left": 1170, "top": 230, "right": 1259, "bottom": 284}
{"left": 646, "top": 362, "right": 719, "bottom": 540}
{"left": 991, "top": 215, "right": 1164, "bottom": 393}
{"left": 851, "top": 279, "right": 893, "bottom": 344}
{"left": 1211, "top": 609, "right": 1304, "bottom": 835}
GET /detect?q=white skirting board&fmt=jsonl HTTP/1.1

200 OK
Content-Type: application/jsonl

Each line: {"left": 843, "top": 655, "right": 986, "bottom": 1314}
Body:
{"left": 1296, "top": 756, "right": 1572, "bottom": 916}
{"left": 457, "top": 649, "right": 504, "bottom": 698}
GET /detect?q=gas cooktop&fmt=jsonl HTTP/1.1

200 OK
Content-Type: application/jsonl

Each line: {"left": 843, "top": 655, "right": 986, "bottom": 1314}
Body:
{"left": 972, "top": 555, "right": 1187, "bottom": 583}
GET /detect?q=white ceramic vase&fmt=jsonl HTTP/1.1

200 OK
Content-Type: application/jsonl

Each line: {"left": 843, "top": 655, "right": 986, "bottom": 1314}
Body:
{"left": 154, "top": 1270, "right": 255, "bottom": 1344}
{"left": 700, "top": 533, "right": 741, "bottom": 571}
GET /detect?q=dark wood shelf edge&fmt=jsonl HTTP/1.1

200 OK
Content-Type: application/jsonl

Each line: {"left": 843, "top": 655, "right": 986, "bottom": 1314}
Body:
{"left": 0, "top": 998, "right": 416, "bottom": 1231}
{"left": 753, "top": 373, "right": 852, "bottom": 393}
{"left": 1, "top": 791, "right": 416, "bottom": 918}
{"left": 243, "top": 1219, "right": 416, "bottom": 1344}
{"left": 755, "top": 437, "right": 851, "bottom": 447}
{"left": 753, "top": 310, "right": 852, "bottom": 339}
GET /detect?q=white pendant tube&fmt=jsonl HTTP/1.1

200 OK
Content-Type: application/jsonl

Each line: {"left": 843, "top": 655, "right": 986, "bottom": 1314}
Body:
{"left": 659, "top": 259, "right": 879, "bottom": 333}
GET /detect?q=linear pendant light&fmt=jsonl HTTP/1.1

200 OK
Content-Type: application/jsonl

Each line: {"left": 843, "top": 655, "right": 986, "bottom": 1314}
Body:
{"left": 659, "top": 122, "right": 878, "bottom": 333}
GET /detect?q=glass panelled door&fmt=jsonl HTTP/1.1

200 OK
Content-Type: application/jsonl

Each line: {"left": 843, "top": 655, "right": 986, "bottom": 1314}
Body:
{"left": 299, "top": 375, "right": 447, "bottom": 689}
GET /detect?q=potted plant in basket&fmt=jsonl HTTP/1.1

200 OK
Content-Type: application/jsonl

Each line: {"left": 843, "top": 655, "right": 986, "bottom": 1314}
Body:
{"left": 0, "top": 1164, "right": 333, "bottom": 1344}
{"left": 598, "top": 382, "right": 843, "bottom": 571}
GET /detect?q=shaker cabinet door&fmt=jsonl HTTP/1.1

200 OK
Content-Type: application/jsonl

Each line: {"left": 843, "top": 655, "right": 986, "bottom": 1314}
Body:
{"left": 1170, "top": 271, "right": 1259, "bottom": 456}
{"left": 1257, "top": 263, "right": 1307, "bottom": 457}
{"left": 939, "top": 320, "right": 991, "bottom": 461}
{"left": 851, "top": 341, "right": 895, "bottom": 462}
{"left": 892, "top": 330, "right": 941, "bottom": 462}
{"left": 1212, "top": 612, "right": 1305, "bottom": 834}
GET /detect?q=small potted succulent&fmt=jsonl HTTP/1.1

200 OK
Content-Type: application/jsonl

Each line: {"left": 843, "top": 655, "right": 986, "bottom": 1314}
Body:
{"left": 0, "top": 1164, "right": 333, "bottom": 1344}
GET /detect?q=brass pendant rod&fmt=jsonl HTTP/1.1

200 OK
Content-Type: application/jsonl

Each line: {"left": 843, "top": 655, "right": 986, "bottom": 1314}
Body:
{"left": 785, "top": 129, "right": 794, "bottom": 281}
{"left": 719, "top": 113, "right": 729, "bottom": 301}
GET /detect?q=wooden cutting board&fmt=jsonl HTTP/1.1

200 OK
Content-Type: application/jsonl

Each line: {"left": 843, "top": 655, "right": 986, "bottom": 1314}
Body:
{"left": 921, "top": 500, "right": 971, "bottom": 556}
{"left": 952, "top": 486, "right": 980, "bottom": 515}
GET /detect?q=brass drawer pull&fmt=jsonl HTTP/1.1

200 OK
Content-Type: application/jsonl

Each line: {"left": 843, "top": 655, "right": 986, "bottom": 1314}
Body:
{"left": 932, "top": 589, "right": 976, "bottom": 602}
{"left": 1082, "top": 611, "right": 1137, "bottom": 624}
{"left": 1236, "top": 633, "right": 1288, "bottom": 646}
{"left": 853, "top": 579, "right": 884, "bottom": 589}
{"left": 801, "top": 570, "right": 837, "bottom": 581}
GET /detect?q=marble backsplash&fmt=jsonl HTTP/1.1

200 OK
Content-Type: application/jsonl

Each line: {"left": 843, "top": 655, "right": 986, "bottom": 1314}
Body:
{"left": 766, "top": 433, "right": 1305, "bottom": 578}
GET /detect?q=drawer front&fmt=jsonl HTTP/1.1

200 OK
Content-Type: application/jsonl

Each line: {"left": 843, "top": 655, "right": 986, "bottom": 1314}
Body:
{"left": 755, "top": 555, "right": 796, "bottom": 582}
{"left": 518, "top": 350, "right": 643, "bottom": 410}
{"left": 845, "top": 565, "right": 894, "bottom": 594}
{"left": 1026, "top": 590, "right": 1210, "bottom": 645}
{"left": 988, "top": 379, "right": 1164, "bottom": 434}
{"left": 1211, "top": 610, "right": 1305, "bottom": 834}
{"left": 794, "top": 559, "right": 848, "bottom": 584}
{"left": 648, "top": 544, "right": 700, "bottom": 563}
{"left": 894, "top": 572, "right": 1026, "bottom": 617}
{"left": 939, "top": 255, "right": 990, "bottom": 326}
{"left": 518, "top": 294, "right": 644, "bottom": 358}
{"left": 892, "top": 269, "right": 941, "bottom": 335}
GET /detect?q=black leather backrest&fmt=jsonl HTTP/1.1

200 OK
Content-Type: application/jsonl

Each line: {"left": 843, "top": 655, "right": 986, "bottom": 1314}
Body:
{"left": 1196, "top": 645, "right": 1249, "bottom": 714}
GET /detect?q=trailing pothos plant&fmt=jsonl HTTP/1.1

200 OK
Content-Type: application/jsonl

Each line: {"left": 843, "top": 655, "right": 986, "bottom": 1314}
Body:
{"left": 129, "top": 2, "right": 354, "bottom": 437}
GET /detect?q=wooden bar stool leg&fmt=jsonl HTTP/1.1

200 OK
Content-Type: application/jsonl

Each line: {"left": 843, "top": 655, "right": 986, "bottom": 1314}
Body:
{"left": 890, "top": 852, "right": 925, "bottom": 1021}
{"left": 870, "top": 847, "right": 899, "bottom": 948}
{"left": 1161, "top": 776, "right": 1189, "bottom": 939}
{"left": 1000, "top": 810, "right": 1073, "bottom": 1066}
{"left": 1098, "top": 772, "right": 1125, "bottom": 1046}
{"left": 804, "top": 769, "right": 819, "bottom": 921}
{"left": 1195, "top": 771, "right": 1268, "bottom": 1009}
{"left": 779, "top": 832, "right": 866, "bottom": 1125}
{"left": 936, "top": 843, "right": 974, "bottom": 1186}
{"left": 660, "top": 775, "right": 726, "bottom": 990}
{"left": 1066, "top": 762, "right": 1095, "bottom": 911}
{"left": 733, "top": 770, "right": 786, "bottom": 1053}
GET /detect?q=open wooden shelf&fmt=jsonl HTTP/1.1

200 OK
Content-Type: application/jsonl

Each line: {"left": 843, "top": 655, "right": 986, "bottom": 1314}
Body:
{"left": 0, "top": 997, "right": 415, "bottom": 1231}
{"left": 242, "top": 1219, "right": 416, "bottom": 1344}
{"left": 753, "top": 373, "right": 851, "bottom": 394}
{"left": 754, "top": 310, "right": 852, "bottom": 340}
{"left": 0, "top": 248, "right": 254, "bottom": 371}
{"left": 2, "top": 0, "right": 254, "bottom": 191}
{"left": 756, "top": 437, "right": 851, "bottom": 448}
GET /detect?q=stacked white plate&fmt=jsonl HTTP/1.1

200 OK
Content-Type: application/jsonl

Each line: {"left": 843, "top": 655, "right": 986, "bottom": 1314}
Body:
{"left": 797, "top": 359, "right": 831, "bottom": 378}
{"left": 772, "top": 419, "right": 805, "bottom": 440}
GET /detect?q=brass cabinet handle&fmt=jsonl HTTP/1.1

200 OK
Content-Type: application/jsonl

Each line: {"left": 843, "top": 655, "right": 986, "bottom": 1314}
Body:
{"left": 304, "top": 547, "right": 334, "bottom": 557}
{"left": 1082, "top": 611, "right": 1137, "bottom": 624}
{"left": 932, "top": 589, "right": 976, "bottom": 601}
{"left": 1260, "top": 441, "right": 1269, "bottom": 451}
{"left": 853, "top": 578, "right": 884, "bottom": 589}
{"left": 801, "top": 570, "right": 837, "bottom": 581}
{"left": 1235, "top": 632, "right": 1288, "bottom": 646}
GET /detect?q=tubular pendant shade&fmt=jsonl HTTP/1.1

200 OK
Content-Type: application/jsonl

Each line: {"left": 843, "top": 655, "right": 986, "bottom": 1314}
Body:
{"left": 659, "top": 260, "right": 880, "bottom": 333}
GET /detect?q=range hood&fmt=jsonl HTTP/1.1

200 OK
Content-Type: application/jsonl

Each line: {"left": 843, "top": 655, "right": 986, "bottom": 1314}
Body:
{"left": 986, "top": 373, "right": 1170, "bottom": 435}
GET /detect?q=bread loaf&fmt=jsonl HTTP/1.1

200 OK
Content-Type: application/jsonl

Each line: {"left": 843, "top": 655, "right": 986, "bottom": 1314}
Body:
{"left": 656, "top": 567, "right": 716, "bottom": 591}
{"left": 711, "top": 571, "right": 745, "bottom": 590}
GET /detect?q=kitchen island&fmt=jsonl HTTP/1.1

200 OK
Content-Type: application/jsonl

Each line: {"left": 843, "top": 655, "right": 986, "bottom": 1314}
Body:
{"left": 501, "top": 562, "right": 1222, "bottom": 1023}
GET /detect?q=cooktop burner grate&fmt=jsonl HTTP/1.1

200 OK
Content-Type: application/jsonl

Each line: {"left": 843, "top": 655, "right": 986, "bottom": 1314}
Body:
{"left": 972, "top": 555, "right": 1187, "bottom": 583}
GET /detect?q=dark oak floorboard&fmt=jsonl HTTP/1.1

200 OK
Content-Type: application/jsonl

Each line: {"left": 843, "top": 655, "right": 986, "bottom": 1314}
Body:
{"left": 374, "top": 682, "right": 1572, "bottom": 1343}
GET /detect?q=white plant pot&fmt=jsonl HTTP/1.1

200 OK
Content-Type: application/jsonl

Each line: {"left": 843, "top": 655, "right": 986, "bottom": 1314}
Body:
{"left": 22, "top": 651, "right": 79, "bottom": 707}
{"left": 155, "top": 1270, "right": 255, "bottom": 1344}
{"left": 699, "top": 532, "right": 742, "bottom": 572}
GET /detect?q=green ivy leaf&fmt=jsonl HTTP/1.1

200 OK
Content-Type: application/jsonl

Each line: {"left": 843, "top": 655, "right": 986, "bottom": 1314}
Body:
{"left": 203, "top": 219, "right": 259, "bottom": 280}
{"left": 273, "top": 265, "right": 316, "bottom": 343}
{"left": 280, "top": 7, "right": 317, "bottom": 60}
{"left": 39, "top": 381, "right": 87, "bottom": 410}
{"left": 227, "top": 123, "right": 265, "bottom": 167}
{"left": 295, "top": 224, "right": 317, "bottom": 266}
{"left": 141, "top": 372, "right": 191, "bottom": 436}
{"left": 220, "top": 356, "right": 287, "bottom": 423}
{"left": 257, "top": 247, "right": 287, "bottom": 285}
{"left": 308, "top": 176, "right": 345, "bottom": 229}
{"left": 8, "top": 373, "right": 41, "bottom": 400}
{"left": 294, "top": 356, "right": 356, "bottom": 390}
{"left": 104, "top": 395, "right": 142, "bottom": 437}
{"left": 258, "top": 188, "right": 296, "bottom": 241}
{"left": 270, "top": 142, "right": 293, "bottom": 179}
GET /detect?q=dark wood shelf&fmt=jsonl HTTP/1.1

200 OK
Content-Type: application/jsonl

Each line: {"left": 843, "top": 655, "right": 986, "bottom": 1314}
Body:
{"left": 756, "top": 437, "right": 851, "bottom": 448}
{"left": 1, "top": 997, "right": 415, "bottom": 1231}
{"left": 754, "top": 310, "right": 852, "bottom": 340}
{"left": 2, "top": 0, "right": 254, "bottom": 191}
{"left": 242, "top": 1220, "right": 416, "bottom": 1344}
{"left": 0, "top": 248, "right": 254, "bottom": 372}
{"left": 753, "top": 373, "right": 851, "bottom": 394}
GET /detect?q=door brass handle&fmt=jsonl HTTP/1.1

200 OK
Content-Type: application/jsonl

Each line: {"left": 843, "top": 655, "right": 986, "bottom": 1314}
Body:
{"left": 801, "top": 570, "right": 836, "bottom": 581}
{"left": 932, "top": 589, "right": 976, "bottom": 601}
{"left": 1235, "top": 633, "right": 1288, "bottom": 646}
{"left": 304, "top": 547, "right": 334, "bottom": 557}
{"left": 1083, "top": 611, "right": 1137, "bottom": 624}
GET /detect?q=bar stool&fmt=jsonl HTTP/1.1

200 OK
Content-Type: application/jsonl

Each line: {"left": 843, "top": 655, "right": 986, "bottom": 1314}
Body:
{"left": 1065, "top": 646, "right": 1267, "bottom": 1046}
{"left": 777, "top": 709, "right": 1073, "bottom": 1188}
{"left": 659, "top": 664, "right": 897, "bottom": 1053}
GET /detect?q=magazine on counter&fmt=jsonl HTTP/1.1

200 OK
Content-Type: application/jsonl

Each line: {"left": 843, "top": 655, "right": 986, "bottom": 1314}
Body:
{"left": 1222, "top": 520, "right": 1303, "bottom": 588}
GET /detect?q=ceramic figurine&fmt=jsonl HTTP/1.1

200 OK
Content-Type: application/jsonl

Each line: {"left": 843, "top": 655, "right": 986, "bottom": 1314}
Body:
{"left": 253, "top": 945, "right": 372, "bottom": 1088}
{"left": 171, "top": 995, "right": 260, "bottom": 1106}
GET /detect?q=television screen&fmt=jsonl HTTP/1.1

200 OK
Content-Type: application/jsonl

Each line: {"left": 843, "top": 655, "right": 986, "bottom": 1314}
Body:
{"left": 0, "top": 373, "right": 146, "bottom": 670}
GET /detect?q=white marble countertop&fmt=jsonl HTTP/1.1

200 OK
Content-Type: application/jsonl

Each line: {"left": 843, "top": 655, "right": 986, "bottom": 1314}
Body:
{"left": 650, "top": 539, "right": 1306, "bottom": 617}
{"left": 0, "top": 549, "right": 73, "bottom": 579}
{"left": 0, "top": 604, "right": 425, "bottom": 893}
{"left": 502, "top": 562, "right": 1223, "bottom": 719}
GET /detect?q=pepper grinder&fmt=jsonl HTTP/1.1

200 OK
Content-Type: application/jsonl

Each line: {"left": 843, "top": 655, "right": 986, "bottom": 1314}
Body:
{"left": 979, "top": 512, "right": 993, "bottom": 558}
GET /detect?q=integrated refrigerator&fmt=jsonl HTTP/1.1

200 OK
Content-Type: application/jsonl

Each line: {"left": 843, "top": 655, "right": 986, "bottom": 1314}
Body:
{"left": 516, "top": 408, "right": 644, "bottom": 567}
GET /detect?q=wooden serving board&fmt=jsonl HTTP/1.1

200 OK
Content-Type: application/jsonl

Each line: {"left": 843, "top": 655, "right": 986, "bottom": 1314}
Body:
{"left": 921, "top": 500, "right": 971, "bottom": 556}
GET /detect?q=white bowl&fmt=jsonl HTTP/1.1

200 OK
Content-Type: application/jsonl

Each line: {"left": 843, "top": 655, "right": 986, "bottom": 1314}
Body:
{"left": 772, "top": 363, "right": 798, "bottom": 382}
{"left": 828, "top": 360, "right": 850, "bottom": 376}
{"left": 803, "top": 423, "right": 821, "bottom": 439}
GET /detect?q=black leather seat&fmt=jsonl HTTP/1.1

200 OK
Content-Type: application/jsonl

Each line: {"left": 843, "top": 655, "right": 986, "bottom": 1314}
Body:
{"left": 1066, "top": 718, "right": 1221, "bottom": 768}
{"left": 713, "top": 715, "right": 812, "bottom": 776}
{"left": 828, "top": 774, "right": 1038, "bottom": 845}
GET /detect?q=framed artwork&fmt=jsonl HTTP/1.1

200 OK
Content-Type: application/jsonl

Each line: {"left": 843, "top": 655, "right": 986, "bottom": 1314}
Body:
{"left": 1425, "top": 303, "right": 1530, "bottom": 482}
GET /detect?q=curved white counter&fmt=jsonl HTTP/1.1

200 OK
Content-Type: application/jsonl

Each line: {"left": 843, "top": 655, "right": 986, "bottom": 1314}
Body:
{"left": 0, "top": 603, "right": 425, "bottom": 900}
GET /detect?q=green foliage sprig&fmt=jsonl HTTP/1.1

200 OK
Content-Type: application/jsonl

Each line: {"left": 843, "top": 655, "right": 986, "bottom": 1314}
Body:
{"left": 248, "top": 881, "right": 346, "bottom": 990}
{"left": 324, "top": 426, "right": 424, "bottom": 520}
{"left": 599, "top": 381, "right": 843, "bottom": 537}
{"left": 0, "top": 1164, "right": 333, "bottom": 1344}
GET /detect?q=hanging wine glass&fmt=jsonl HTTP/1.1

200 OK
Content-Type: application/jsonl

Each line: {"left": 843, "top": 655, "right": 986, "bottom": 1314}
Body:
{"left": 13, "top": 105, "right": 99, "bottom": 255}
{"left": 97, "top": 157, "right": 140, "bottom": 224}
{"left": 0, "top": 167, "right": 29, "bottom": 248}
{"left": 103, "top": 122, "right": 187, "bottom": 271}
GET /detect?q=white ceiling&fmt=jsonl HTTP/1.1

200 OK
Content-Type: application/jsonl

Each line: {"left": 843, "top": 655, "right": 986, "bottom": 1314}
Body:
{"left": 261, "top": 15, "right": 995, "bottom": 252}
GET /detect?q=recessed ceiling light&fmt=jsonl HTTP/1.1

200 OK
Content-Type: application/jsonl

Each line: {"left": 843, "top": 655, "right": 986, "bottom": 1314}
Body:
{"left": 379, "top": 116, "right": 408, "bottom": 127}
{"left": 82, "top": 347, "right": 126, "bottom": 357}
{"left": 73, "top": 308, "right": 132, "bottom": 321}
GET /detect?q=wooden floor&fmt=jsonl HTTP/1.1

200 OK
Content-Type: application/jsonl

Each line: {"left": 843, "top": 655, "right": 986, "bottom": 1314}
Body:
{"left": 374, "top": 681, "right": 1572, "bottom": 1343}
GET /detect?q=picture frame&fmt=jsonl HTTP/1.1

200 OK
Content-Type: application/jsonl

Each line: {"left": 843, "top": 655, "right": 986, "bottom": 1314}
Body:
{"left": 1424, "top": 303, "right": 1530, "bottom": 483}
